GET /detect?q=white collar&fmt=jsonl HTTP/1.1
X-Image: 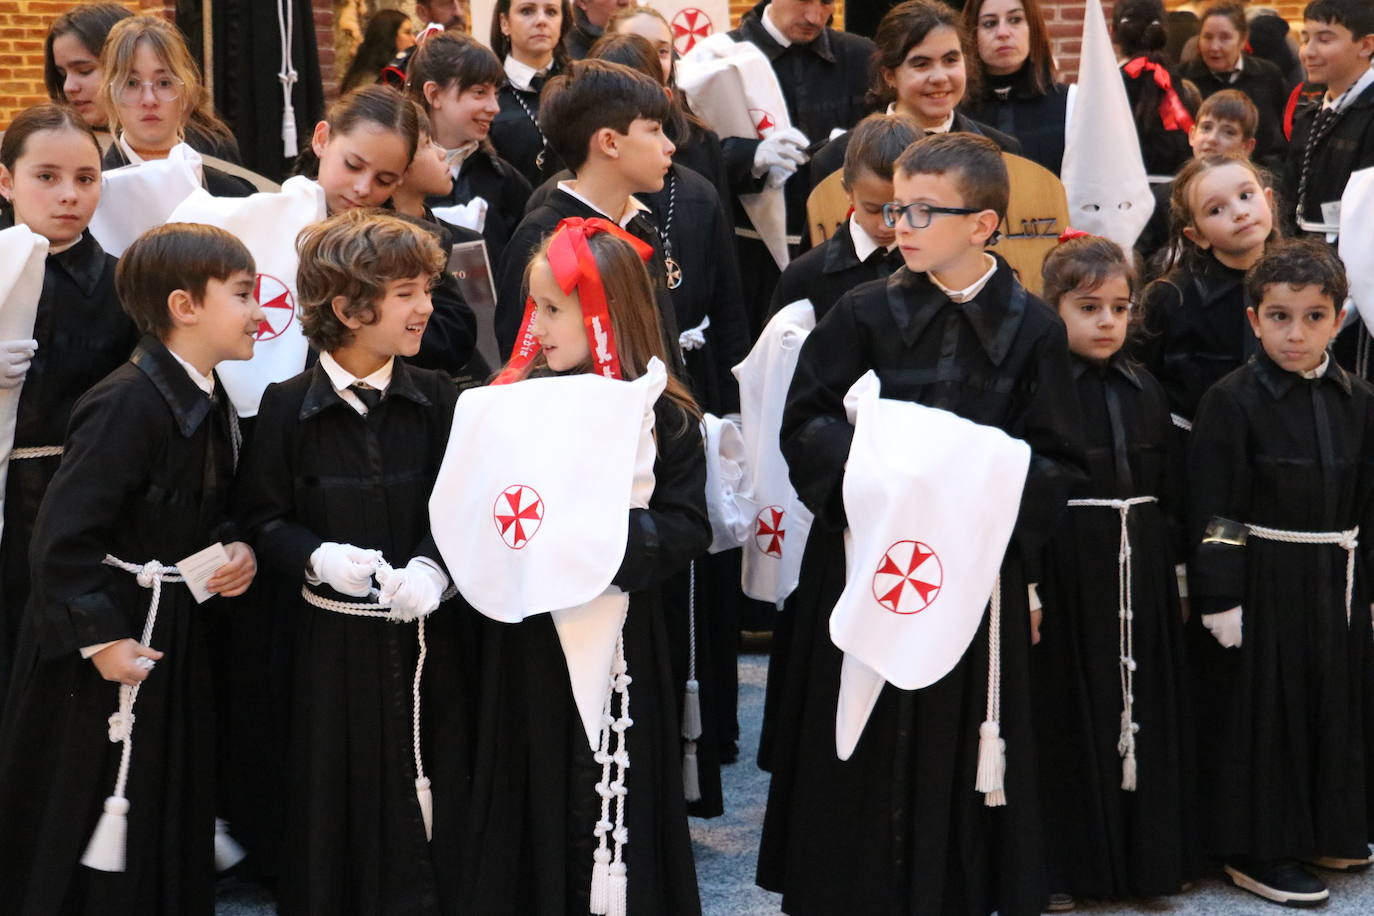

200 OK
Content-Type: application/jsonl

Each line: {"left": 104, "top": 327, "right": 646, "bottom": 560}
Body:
{"left": 929, "top": 254, "right": 998, "bottom": 303}
{"left": 1326, "top": 65, "right": 1374, "bottom": 111}
{"left": 884, "top": 104, "right": 955, "bottom": 134}
{"left": 556, "top": 180, "right": 649, "bottom": 228}
{"left": 319, "top": 351, "right": 395, "bottom": 414}
{"left": 760, "top": 4, "right": 792, "bottom": 48}
{"left": 444, "top": 141, "right": 480, "bottom": 177}
{"left": 117, "top": 132, "right": 147, "bottom": 164}
{"left": 1300, "top": 353, "right": 1331, "bottom": 380}
{"left": 166, "top": 346, "right": 216, "bottom": 396}
{"left": 848, "top": 214, "right": 890, "bottom": 262}
{"left": 504, "top": 54, "right": 549, "bottom": 93}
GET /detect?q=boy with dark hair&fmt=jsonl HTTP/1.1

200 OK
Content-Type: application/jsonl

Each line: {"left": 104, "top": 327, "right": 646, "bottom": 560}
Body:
{"left": 0, "top": 222, "right": 260, "bottom": 913}
{"left": 493, "top": 58, "right": 682, "bottom": 363}
{"left": 1284, "top": 0, "right": 1374, "bottom": 233}
{"left": 756, "top": 131, "right": 1086, "bottom": 916}
{"left": 238, "top": 208, "right": 467, "bottom": 914}
{"left": 1188, "top": 237, "right": 1374, "bottom": 906}
{"left": 768, "top": 113, "right": 916, "bottom": 321}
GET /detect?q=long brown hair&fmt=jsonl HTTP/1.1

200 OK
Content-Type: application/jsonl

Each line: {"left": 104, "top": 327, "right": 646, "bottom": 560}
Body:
{"left": 506, "top": 230, "right": 700, "bottom": 427}
{"left": 1167, "top": 155, "right": 1277, "bottom": 268}
{"left": 43, "top": 3, "right": 132, "bottom": 103}
{"left": 870, "top": 0, "right": 977, "bottom": 111}
{"left": 960, "top": 0, "right": 1055, "bottom": 97}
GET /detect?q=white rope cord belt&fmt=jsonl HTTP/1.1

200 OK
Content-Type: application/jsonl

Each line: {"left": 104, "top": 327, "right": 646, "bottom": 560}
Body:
{"left": 10, "top": 445, "right": 63, "bottom": 459}
{"left": 299, "top": 562, "right": 457, "bottom": 842}
{"left": 1066, "top": 496, "right": 1159, "bottom": 791}
{"left": 976, "top": 574, "right": 1006, "bottom": 807}
{"left": 1169, "top": 413, "right": 1192, "bottom": 432}
{"left": 591, "top": 630, "right": 632, "bottom": 916}
{"left": 681, "top": 559, "right": 702, "bottom": 803}
{"left": 1245, "top": 523, "right": 1358, "bottom": 626}
{"left": 82, "top": 555, "right": 185, "bottom": 872}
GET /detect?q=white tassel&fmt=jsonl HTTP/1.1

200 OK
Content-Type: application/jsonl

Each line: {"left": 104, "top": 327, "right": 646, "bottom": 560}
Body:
{"left": 607, "top": 860, "right": 628, "bottom": 916}
{"left": 590, "top": 846, "right": 611, "bottom": 914}
{"left": 81, "top": 795, "right": 130, "bottom": 872}
{"left": 214, "top": 817, "right": 247, "bottom": 872}
{"left": 976, "top": 720, "right": 1006, "bottom": 807}
{"left": 415, "top": 776, "right": 434, "bottom": 841}
{"left": 681, "top": 679, "right": 702, "bottom": 741}
{"left": 682, "top": 740, "right": 701, "bottom": 802}
{"left": 1121, "top": 751, "right": 1138, "bottom": 792}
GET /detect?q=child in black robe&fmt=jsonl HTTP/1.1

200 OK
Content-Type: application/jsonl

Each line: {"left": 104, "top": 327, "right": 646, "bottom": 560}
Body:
{"left": 1189, "top": 239, "right": 1374, "bottom": 907}
{"left": 0, "top": 105, "right": 138, "bottom": 707}
{"left": 1030, "top": 236, "right": 1197, "bottom": 908}
{"left": 237, "top": 210, "right": 468, "bottom": 915}
{"left": 756, "top": 133, "right": 1086, "bottom": 916}
{"left": 0, "top": 223, "right": 259, "bottom": 914}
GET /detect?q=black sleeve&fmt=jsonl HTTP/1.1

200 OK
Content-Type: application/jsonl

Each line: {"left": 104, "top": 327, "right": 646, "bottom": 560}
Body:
{"left": 409, "top": 269, "right": 477, "bottom": 375}
{"left": 705, "top": 193, "right": 750, "bottom": 413}
{"left": 1132, "top": 278, "right": 1182, "bottom": 380}
{"left": 721, "top": 137, "right": 766, "bottom": 196}
{"left": 411, "top": 379, "right": 460, "bottom": 568}
{"left": 495, "top": 219, "right": 549, "bottom": 356}
{"left": 1186, "top": 384, "right": 1251, "bottom": 615}
{"left": 612, "top": 405, "right": 711, "bottom": 592}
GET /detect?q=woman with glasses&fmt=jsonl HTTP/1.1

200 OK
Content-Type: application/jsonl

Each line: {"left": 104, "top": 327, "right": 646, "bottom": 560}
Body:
{"left": 97, "top": 16, "right": 253, "bottom": 197}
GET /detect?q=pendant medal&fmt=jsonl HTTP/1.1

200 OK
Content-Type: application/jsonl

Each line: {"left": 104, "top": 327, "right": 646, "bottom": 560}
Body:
{"left": 664, "top": 256, "right": 683, "bottom": 290}
{"left": 536, "top": 149, "right": 546, "bottom": 169}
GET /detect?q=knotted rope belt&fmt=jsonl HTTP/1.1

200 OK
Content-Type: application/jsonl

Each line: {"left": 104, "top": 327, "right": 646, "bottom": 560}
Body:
{"left": 1066, "top": 496, "right": 1159, "bottom": 791}
{"left": 1244, "top": 523, "right": 1358, "bottom": 626}
{"left": 976, "top": 575, "right": 1006, "bottom": 808}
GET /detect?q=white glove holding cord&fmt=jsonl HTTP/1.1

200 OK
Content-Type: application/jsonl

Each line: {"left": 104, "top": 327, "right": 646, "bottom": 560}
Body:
{"left": 309, "top": 542, "right": 382, "bottom": 597}
{"left": 377, "top": 558, "right": 448, "bottom": 622}
{"left": 1202, "top": 605, "right": 1243, "bottom": 648}
{"left": 0, "top": 338, "right": 37, "bottom": 389}
{"left": 751, "top": 127, "right": 809, "bottom": 181}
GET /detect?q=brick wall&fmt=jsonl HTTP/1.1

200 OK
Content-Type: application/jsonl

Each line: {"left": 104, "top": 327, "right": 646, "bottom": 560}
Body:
{"left": 0, "top": 0, "right": 171, "bottom": 128}
{"left": 314, "top": 0, "right": 337, "bottom": 104}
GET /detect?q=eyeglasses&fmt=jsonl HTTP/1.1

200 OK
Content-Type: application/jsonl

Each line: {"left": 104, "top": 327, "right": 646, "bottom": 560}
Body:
{"left": 882, "top": 201, "right": 983, "bottom": 230}
{"left": 113, "top": 76, "right": 183, "bottom": 105}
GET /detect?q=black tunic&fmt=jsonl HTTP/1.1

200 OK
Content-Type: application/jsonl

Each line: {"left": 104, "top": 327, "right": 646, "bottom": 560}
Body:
{"left": 101, "top": 143, "right": 256, "bottom": 199}
{"left": 425, "top": 143, "right": 533, "bottom": 271}
{"left": 237, "top": 359, "right": 469, "bottom": 916}
{"left": 1031, "top": 354, "right": 1197, "bottom": 899}
{"left": 1180, "top": 53, "right": 1291, "bottom": 171}
{"left": 490, "top": 69, "right": 568, "bottom": 191}
{"left": 756, "top": 259, "right": 1087, "bottom": 916}
{"left": 1187, "top": 352, "right": 1374, "bottom": 863}
{"left": 0, "top": 228, "right": 138, "bottom": 708}
{"left": 961, "top": 64, "right": 1071, "bottom": 175}
{"left": 456, "top": 396, "right": 709, "bottom": 915}
{"left": 1134, "top": 252, "right": 1255, "bottom": 425}
{"left": 768, "top": 218, "right": 904, "bottom": 322}
{"left": 1121, "top": 59, "right": 1194, "bottom": 176}
{"left": 0, "top": 337, "right": 239, "bottom": 915}
{"left": 562, "top": 6, "right": 602, "bottom": 61}
{"left": 1283, "top": 79, "right": 1374, "bottom": 226}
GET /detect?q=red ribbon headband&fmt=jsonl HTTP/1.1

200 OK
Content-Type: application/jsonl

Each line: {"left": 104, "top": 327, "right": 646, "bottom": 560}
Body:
{"left": 498, "top": 217, "right": 654, "bottom": 385}
{"left": 1123, "top": 57, "right": 1196, "bottom": 134}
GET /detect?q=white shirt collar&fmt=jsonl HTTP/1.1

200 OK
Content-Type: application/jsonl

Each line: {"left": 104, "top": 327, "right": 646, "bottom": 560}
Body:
{"left": 504, "top": 54, "right": 548, "bottom": 93}
{"left": 319, "top": 350, "right": 394, "bottom": 415}
{"left": 166, "top": 347, "right": 215, "bottom": 396}
{"left": 848, "top": 214, "right": 889, "bottom": 262}
{"left": 883, "top": 104, "right": 955, "bottom": 134}
{"left": 1326, "top": 65, "right": 1374, "bottom": 111}
{"left": 929, "top": 254, "right": 998, "bottom": 303}
{"left": 760, "top": 4, "right": 792, "bottom": 48}
{"left": 444, "top": 141, "right": 480, "bottom": 178}
{"left": 556, "top": 180, "right": 650, "bottom": 228}
{"left": 117, "top": 132, "right": 146, "bottom": 164}
{"left": 1300, "top": 353, "right": 1331, "bottom": 380}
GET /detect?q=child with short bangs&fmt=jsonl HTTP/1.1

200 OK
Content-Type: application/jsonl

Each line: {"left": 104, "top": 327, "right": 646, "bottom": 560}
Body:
{"left": 1031, "top": 235, "right": 1196, "bottom": 909}
{"left": 1188, "top": 238, "right": 1374, "bottom": 906}
{"left": 237, "top": 208, "right": 468, "bottom": 915}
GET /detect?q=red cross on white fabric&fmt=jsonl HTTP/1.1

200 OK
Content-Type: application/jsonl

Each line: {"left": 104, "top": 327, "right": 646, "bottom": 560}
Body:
{"left": 871, "top": 540, "right": 942, "bottom": 614}
{"left": 253, "top": 273, "right": 295, "bottom": 341}
{"left": 494, "top": 484, "right": 544, "bottom": 549}
{"left": 754, "top": 505, "right": 785, "bottom": 558}
{"left": 671, "top": 8, "right": 713, "bottom": 55}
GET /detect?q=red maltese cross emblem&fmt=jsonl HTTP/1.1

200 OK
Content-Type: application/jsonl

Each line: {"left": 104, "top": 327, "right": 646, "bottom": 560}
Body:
{"left": 253, "top": 273, "right": 295, "bottom": 341}
{"left": 494, "top": 484, "right": 544, "bottom": 550}
{"left": 671, "top": 7, "right": 713, "bottom": 55}
{"left": 753, "top": 505, "right": 785, "bottom": 559}
{"left": 749, "top": 108, "right": 776, "bottom": 137}
{"left": 872, "top": 540, "right": 942, "bottom": 614}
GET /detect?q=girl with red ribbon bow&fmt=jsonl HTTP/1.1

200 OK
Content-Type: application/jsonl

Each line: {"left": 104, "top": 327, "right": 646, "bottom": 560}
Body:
{"left": 1114, "top": 0, "right": 1196, "bottom": 176}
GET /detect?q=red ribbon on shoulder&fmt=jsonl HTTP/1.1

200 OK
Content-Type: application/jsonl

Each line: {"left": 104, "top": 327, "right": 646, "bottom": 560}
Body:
{"left": 495, "top": 217, "right": 654, "bottom": 385}
{"left": 1123, "top": 56, "right": 1196, "bottom": 134}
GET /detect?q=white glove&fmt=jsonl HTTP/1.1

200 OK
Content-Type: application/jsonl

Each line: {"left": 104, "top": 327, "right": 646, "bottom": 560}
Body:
{"left": 751, "top": 127, "right": 809, "bottom": 180}
{"left": 377, "top": 558, "right": 448, "bottom": 622}
{"left": 0, "top": 338, "right": 38, "bottom": 389}
{"left": 1202, "top": 605, "right": 1243, "bottom": 648}
{"left": 309, "top": 542, "right": 381, "bottom": 597}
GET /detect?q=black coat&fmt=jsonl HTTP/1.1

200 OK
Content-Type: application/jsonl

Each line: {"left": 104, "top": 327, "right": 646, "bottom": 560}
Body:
{"left": 0, "top": 337, "right": 240, "bottom": 915}
{"left": 1032, "top": 354, "right": 1198, "bottom": 899}
{"left": 1134, "top": 252, "right": 1255, "bottom": 425}
{"left": 1181, "top": 53, "right": 1290, "bottom": 170}
{"left": 806, "top": 111, "right": 1023, "bottom": 190}
{"left": 768, "top": 218, "right": 903, "bottom": 322}
{"left": 237, "top": 359, "right": 469, "bottom": 916}
{"left": 490, "top": 70, "right": 568, "bottom": 191}
{"left": 494, "top": 187, "right": 684, "bottom": 373}
{"left": 562, "top": 6, "right": 602, "bottom": 61}
{"left": 425, "top": 143, "right": 532, "bottom": 271}
{"left": 102, "top": 142, "right": 257, "bottom": 198}
{"left": 962, "top": 64, "right": 1071, "bottom": 175}
{"left": 1283, "top": 79, "right": 1374, "bottom": 226}
{"left": 0, "top": 227, "right": 138, "bottom": 706}
{"left": 1121, "top": 59, "right": 1194, "bottom": 176}
{"left": 756, "top": 259, "right": 1086, "bottom": 916}
{"left": 1187, "top": 352, "right": 1374, "bottom": 862}
{"left": 456, "top": 396, "right": 708, "bottom": 915}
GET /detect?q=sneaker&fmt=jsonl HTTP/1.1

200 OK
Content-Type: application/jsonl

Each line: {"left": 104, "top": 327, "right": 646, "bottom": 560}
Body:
{"left": 1045, "top": 892, "right": 1076, "bottom": 912}
{"left": 1306, "top": 850, "right": 1374, "bottom": 872}
{"left": 1224, "top": 860, "right": 1328, "bottom": 907}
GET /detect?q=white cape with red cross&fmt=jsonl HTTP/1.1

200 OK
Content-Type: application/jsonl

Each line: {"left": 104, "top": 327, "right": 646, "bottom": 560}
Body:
{"left": 166, "top": 175, "right": 325, "bottom": 417}
{"left": 0, "top": 225, "right": 48, "bottom": 546}
{"left": 733, "top": 300, "right": 815, "bottom": 606}
{"left": 431, "top": 360, "right": 666, "bottom": 749}
{"left": 831, "top": 372, "right": 1029, "bottom": 760}
{"left": 88, "top": 143, "right": 204, "bottom": 257}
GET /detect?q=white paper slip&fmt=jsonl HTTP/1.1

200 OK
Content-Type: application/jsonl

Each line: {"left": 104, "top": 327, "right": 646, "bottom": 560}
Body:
{"left": 177, "top": 542, "right": 231, "bottom": 604}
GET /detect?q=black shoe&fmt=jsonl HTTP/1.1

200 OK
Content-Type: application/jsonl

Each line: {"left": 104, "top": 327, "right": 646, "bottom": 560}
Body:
{"left": 1306, "top": 849, "right": 1374, "bottom": 872}
{"left": 1044, "top": 892, "right": 1075, "bottom": 912}
{"left": 1224, "top": 860, "right": 1328, "bottom": 907}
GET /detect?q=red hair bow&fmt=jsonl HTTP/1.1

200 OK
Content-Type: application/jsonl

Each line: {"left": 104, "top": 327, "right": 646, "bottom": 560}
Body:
{"left": 1123, "top": 56, "right": 1196, "bottom": 133}
{"left": 497, "top": 217, "right": 653, "bottom": 384}
{"left": 1058, "top": 227, "right": 1092, "bottom": 244}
